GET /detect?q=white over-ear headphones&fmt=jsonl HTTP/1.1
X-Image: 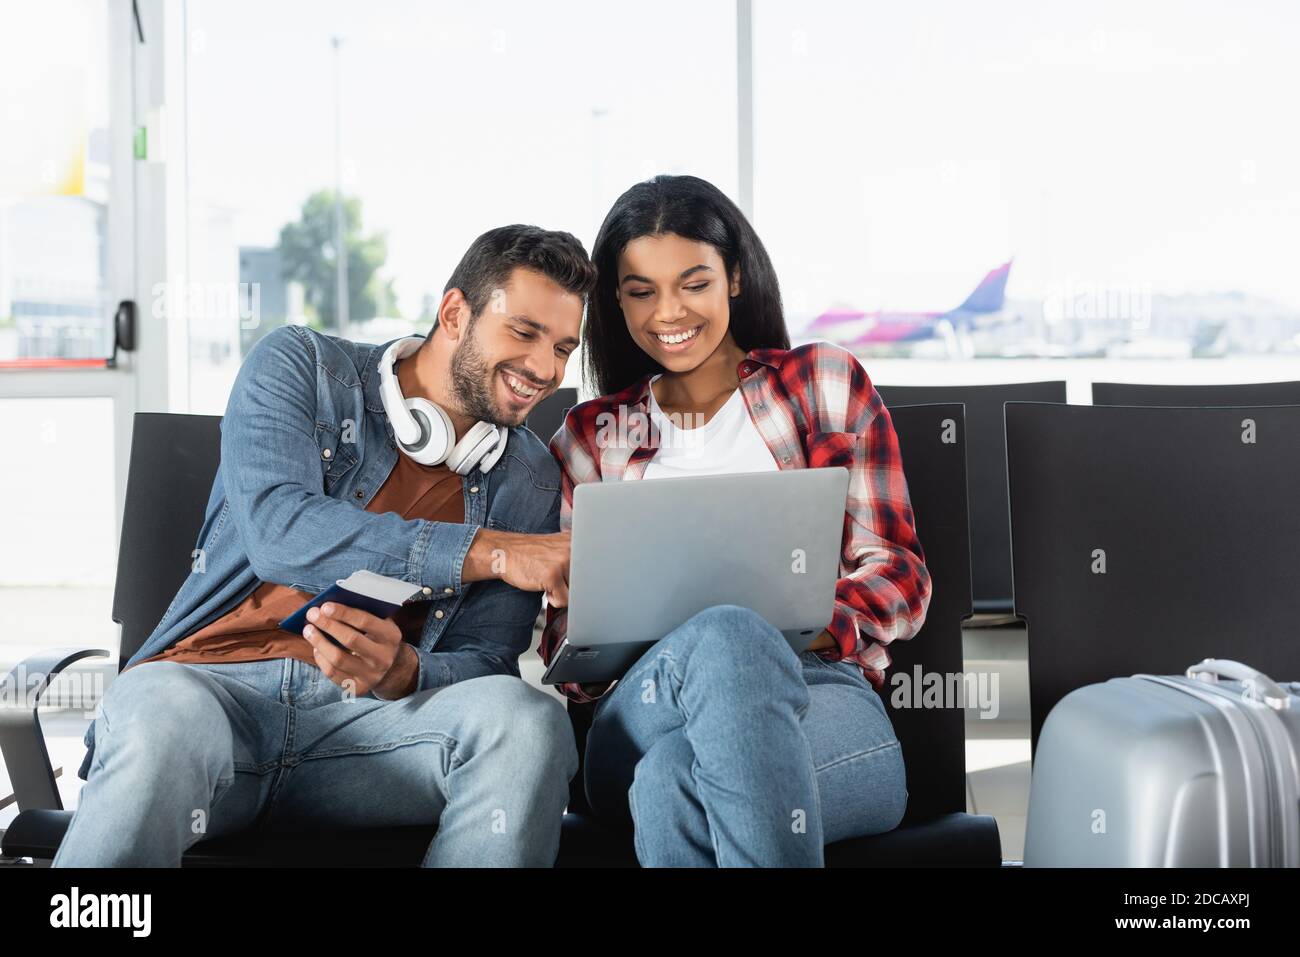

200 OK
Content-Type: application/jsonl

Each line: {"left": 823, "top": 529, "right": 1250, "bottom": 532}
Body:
{"left": 378, "top": 337, "right": 508, "bottom": 474}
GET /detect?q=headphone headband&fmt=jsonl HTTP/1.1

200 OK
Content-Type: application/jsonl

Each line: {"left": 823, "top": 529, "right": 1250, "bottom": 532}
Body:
{"left": 378, "top": 337, "right": 427, "bottom": 448}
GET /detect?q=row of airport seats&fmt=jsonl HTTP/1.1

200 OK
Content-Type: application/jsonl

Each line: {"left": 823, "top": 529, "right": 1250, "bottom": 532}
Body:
{"left": 3, "top": 378, "right": 1297, "bottom": 866}
{"left": 0, "top": 402, "right": 998, "bottom": 866}
{"left": 873, "top": 378, "right": 1300, "bottom": 754}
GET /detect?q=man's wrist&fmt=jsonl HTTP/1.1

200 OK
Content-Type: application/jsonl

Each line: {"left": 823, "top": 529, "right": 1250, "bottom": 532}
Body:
{"left": 373, "top": 642, "right": 419, "bottom": 700}
{"left": 463, "top": 527, "right": 508, "bottom": 583}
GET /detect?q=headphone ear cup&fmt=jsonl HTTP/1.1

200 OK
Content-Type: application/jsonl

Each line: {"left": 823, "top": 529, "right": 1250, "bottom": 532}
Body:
{"left": 399, "top": 398, "right": 453, "bottom": 466}
{"left": 445, "top": 421, "right": 501, "bottom": 475}
{"left": 477, "top": 426, "right": 508, "bottom": 474}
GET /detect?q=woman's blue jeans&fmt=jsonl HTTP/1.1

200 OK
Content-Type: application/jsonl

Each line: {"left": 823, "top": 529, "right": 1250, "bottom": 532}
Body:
{"left": 583, "top": 604, "right": 908, "bottom": 867}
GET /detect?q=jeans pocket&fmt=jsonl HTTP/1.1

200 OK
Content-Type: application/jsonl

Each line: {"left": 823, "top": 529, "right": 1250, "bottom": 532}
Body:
{"left": 802, "top": 652, "right": 876, "bottom": 693}
{"left": 837, "top": 659, "right": 874, "bottom": 687}
{"left": 800, "top": 650, "right": 847, "bottom": 674}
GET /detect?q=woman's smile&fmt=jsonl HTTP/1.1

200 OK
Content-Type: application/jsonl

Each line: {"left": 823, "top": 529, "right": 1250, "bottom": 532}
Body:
{"left": 650, "top": 323, "right": 706, "bottom": 352}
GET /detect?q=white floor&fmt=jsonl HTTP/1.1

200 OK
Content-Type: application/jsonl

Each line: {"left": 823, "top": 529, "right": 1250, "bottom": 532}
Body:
{"left": 963, "top": 621, "right": 1032, "bottom": 860}
{"left": 1, "top": 587, "right": 1033, "bottom": 860}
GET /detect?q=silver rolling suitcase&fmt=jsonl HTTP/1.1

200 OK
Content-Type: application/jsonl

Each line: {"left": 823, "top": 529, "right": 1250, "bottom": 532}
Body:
{"left": 1025, "top": 659, "right": 1300, "bottom": 867}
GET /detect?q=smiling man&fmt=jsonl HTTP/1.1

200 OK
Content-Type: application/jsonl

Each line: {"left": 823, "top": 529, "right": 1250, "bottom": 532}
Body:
{"left": 54, "top": 225, "right": 594, "bottom": 868}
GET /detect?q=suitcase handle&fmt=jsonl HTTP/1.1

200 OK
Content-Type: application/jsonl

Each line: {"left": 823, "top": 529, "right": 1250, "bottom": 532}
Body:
{"left": 1187, "top": 659, "right": 1292, "bottom": 710}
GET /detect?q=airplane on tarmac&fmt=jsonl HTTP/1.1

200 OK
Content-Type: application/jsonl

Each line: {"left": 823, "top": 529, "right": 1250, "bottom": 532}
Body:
{"left": 803, "top": 260, "right": 1013, "bottom": 349}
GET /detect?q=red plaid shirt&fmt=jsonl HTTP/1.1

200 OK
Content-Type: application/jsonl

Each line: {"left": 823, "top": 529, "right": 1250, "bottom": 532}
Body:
{"left": 541, "top": 341, "right": 932, "bottom": 703}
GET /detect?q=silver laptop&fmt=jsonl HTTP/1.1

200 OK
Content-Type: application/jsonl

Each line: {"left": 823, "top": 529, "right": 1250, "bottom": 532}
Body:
{"left": 542, "top": 467, "right": 850, "bottom": 686}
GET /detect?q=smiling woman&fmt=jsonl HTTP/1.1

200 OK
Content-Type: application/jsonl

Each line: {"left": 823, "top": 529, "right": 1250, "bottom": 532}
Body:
{"left": 621, "top": 236, "right": 735, "bottom": 357}
{"left": 584, "top": 175, "right": 789, "bottom": 399}
{"left": 540, "top": 173, "right": 932, "bottom": 867}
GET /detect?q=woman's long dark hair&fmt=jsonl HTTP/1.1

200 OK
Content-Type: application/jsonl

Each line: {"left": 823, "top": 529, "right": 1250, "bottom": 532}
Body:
{"left": 584, "top": 174, "right": 790, "bottom": 397}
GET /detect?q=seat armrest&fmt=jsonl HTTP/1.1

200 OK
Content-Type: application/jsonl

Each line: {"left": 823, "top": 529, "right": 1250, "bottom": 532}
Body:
{"left": 0, "top": 647, "right": 110, "bottom": 811}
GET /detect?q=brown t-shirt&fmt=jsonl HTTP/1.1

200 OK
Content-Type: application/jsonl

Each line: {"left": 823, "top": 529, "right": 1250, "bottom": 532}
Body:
{"left": 127, "top": 452, "right": 465, "bottom": 671}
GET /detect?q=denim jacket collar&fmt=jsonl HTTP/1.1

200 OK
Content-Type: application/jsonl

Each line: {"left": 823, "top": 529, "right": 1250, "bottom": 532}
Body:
{"left": 361, "top": 333, "right": 414, "bottom": 420}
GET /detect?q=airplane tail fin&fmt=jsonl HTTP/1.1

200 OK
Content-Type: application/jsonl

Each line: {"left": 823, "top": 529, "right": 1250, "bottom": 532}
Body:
{"left": 956, "top": 260, "right": 1012, "bottom": 314}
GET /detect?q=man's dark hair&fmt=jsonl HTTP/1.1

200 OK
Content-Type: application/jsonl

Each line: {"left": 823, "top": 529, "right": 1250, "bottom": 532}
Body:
{"left": 434, "top": 225, "right": 597, "bottom": 333}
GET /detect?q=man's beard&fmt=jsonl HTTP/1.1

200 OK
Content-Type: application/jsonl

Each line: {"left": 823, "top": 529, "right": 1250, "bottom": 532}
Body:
{"left": 448, "top": 321, "right": 539, "bottom": 427}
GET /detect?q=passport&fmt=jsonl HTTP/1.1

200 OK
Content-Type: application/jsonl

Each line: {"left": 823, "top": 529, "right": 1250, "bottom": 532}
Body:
{"left": 278, "top": 570, "right": 424, "bottom": 648}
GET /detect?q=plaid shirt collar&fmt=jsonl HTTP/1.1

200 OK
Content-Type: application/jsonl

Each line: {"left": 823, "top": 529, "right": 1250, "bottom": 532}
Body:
{"left": 619, "top": 347, "right": 789, "bottom": 410}
{"left": 606, "top": 347, "right": 796, "bottom": 479}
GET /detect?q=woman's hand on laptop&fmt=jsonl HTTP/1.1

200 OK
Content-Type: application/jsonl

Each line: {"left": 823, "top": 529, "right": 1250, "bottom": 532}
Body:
{"left": 807, "top": 629, "right": 836, "bottom": 652}
{"left": 465, "top": 528, "right": 572, "bottom": 607}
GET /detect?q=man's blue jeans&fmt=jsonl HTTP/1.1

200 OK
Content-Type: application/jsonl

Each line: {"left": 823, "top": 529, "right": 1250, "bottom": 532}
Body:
{"left": 583, "top": 605, "right": 908, "bottom": 866}
{"left": 52, "top": 657, "right": 578, "bottom": 867}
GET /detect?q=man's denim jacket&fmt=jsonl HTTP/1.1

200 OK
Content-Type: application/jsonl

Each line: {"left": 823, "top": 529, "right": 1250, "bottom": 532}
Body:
{"left": 78, "top": 324, "right": 561, "bottom": 780}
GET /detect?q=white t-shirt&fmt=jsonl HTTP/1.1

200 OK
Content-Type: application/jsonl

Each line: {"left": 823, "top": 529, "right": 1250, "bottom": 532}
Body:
{"left": 642, "top": 374, "right": 780, "bottom": 480}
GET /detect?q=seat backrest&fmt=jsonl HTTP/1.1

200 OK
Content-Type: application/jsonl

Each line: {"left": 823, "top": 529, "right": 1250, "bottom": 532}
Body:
{"left": 112, "top": 413, "right": 223, "bottom": 669}
{"left": 568, "top": 402, "right": 975, "bottom": 825}
{"left": 525, "top": 387, "right": 578, "bottom": 448}
{"left": 881, "top": 402, "right": 973, "bottom": 823}
{"left": 1093, "top": 380, "right": 1300, "bottom": 407}
{"left": 877, "top": 382, "right": 1066, "bottom": 613}
{"left": 1006, "top": 402, "right": 1300, "bottom": 754}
